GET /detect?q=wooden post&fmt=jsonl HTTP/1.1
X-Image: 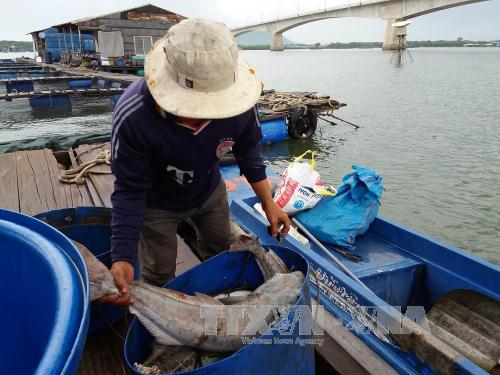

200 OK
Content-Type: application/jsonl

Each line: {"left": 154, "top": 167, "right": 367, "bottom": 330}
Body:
{"left": 69, "top": 25, "right": 74, "bottom": 53}
{"left": 77, "top": 25, "right": 82, "bottom": 52}
{"left": 62, "top": 26, "right": 68, "bottom": 51}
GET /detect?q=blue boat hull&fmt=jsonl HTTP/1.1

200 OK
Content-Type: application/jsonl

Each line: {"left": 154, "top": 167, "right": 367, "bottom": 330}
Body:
{"left": 221, "top": 164, "right": 499, "bottom": 375}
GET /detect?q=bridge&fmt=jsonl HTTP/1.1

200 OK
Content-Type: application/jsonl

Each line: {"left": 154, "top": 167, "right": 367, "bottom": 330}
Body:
{"left": 231, "top": 0, "right": 490, "bottom": 51}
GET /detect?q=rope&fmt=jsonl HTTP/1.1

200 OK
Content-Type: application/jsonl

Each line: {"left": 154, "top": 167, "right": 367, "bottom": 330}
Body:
{"left": 59, "top": 149, "right": 112, "bottom": 184}
{"left": 258, "top": 91, "right": 343, "bottom": 114}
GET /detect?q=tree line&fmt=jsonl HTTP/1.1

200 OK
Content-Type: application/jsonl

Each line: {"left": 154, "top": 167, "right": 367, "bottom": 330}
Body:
{"left": 0, "top": 40, "right": 34, "bottom": 52}
{"left": 239, "top": 39, "right": 497, "bottom": 50}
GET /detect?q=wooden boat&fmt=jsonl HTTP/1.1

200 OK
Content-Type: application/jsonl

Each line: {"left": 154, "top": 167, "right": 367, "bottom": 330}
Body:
{"left": 221, "top": 163, "right": 500, "bottom": 375}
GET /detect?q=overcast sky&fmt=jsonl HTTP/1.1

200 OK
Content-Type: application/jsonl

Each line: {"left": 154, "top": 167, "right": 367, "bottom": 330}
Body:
{"left": 2, "top": 0, "right": 499, "bottom": 42}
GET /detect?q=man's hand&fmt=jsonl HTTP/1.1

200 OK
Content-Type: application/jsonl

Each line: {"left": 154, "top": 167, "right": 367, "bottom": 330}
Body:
{"left": 250, "top": 179, "right": 291, "bottom": 239}
{"left": 262, "top": 200, "right": 291, "bottom": 238}
{"left": 99, "top": 261, "right": 134, "bottom": 306}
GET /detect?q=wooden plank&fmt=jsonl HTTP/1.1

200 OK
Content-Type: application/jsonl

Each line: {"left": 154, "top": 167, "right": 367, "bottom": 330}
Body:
{"left": 26, "top": 149, "right": 58, "bottom": 212}
{"left": 77, "top": 318, "right": 129, "bottom": 375}
{"left": 176, "top": 235, "right": 201, "bottom": 276}
{"left": 75, "top": 143, "right": 114, "bottom": 208}
{"left": 0, "top": 152, "right": 20, "bottom": 212}
{"left": 312, "top": 301, "right": 397, "bottom": 375}
{"left": 68, "top": 147, "right": 93, "bottom": 207}
{"left": 99, "top": 18, "right": 173, "bottom": 30}
{"left": 44, "top": 149, "right": 73, "bottom": 209}
{"left": 15, "top": 151, "right": 49, "bottom": 215}
{"left": 75, "top": 145, "right": 104, "bottom": 207}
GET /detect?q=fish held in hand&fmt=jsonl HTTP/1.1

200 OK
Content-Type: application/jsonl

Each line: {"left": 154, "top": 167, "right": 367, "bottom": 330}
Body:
{"left": 72, "top": 241, "right": 119, "bottom": 301}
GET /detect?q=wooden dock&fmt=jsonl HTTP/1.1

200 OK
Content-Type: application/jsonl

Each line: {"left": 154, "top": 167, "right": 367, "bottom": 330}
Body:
{"left": 42, "top": 63, "right": 141, "bottom": 85}
{"left": 0, "top": 143, "right": 199, "bottom": 375}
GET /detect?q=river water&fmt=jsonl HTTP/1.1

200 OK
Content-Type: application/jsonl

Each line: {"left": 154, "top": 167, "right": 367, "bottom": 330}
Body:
{"left": 1, "top": 48, "right": 499, "bottom": 264}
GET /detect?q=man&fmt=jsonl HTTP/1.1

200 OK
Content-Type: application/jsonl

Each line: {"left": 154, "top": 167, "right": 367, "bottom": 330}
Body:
{"left": 103, "top": 19, "right": 290, "bottom": 306}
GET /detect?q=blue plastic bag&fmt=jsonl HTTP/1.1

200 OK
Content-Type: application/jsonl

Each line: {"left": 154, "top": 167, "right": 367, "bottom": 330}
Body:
{"left": 296, "top": 165, "right": 383, "bottom": 250}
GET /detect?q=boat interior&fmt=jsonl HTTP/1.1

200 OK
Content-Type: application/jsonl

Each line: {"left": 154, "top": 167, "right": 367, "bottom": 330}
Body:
{"left": 222, "top": 164, "right": 500, "bottom": 375}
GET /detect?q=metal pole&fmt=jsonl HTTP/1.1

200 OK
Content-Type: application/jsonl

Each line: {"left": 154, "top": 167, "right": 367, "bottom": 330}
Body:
{"left": 292, "top": 218, "right": 370, "bottom": 290}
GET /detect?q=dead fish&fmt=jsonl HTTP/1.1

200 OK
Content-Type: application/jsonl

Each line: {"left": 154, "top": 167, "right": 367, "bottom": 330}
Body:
{"left": 72, "top": 241, "right": 119, "bottom": 301}
{"left": 128, "top": 270, "right": 304, "bottom": 352}
{"left": 76, "top": 235, "right": 304, "bottom": 352}
{"left": 214, "top": 290, "right": 254, "bottom": 305}
{"left": 229, "top": 234, "right": 288, "bottom": 280}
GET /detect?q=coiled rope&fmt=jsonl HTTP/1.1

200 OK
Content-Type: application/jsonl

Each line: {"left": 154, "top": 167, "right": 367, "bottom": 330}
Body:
{"left": 258, "top": 91, "right": 343, "bottom": 114}
{"left": 59, "top": 149, "right": 112, "bottom": 184}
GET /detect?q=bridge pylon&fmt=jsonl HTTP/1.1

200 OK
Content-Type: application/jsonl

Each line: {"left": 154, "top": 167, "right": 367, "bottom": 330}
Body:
{"left": 271, "top": 32, "right": 284, "bottom": 51}
{"left": 383, "top": 19, "right": 408, "bottom": 50}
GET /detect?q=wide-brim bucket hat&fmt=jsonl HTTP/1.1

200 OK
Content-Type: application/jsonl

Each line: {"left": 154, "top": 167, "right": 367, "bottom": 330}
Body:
{"left": 145, "top": 18, "right": 262, "bottom": 119}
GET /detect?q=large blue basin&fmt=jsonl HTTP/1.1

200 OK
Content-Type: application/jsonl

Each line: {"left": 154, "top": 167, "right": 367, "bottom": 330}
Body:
{"left": 0, "top": 209, "right": 89, "bottom": 375}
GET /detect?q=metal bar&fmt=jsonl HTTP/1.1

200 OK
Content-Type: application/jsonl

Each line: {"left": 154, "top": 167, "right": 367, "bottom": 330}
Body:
{"left": 0, "top": 75, "right": 94, "bottom": 84}
{"left": 291, "top": 218, "right": 370, "bottom": 290}
{"left": 328, "top": 114, "right": 361, "bottom": 129}
{"left": 0, "top": 70, "right": 58, "bottom": 75}
{"left": 0, "top": 87, "right": 125, "bottom": 101}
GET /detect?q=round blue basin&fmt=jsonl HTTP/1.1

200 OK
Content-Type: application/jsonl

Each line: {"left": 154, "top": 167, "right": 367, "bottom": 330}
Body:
{"left": 0, "top": 209, "right": 89, "bottom": 375}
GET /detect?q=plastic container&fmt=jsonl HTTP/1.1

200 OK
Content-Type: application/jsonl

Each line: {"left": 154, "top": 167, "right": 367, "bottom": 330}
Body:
{"left": 0, "top": 209, "right": 89, "bottom": 375}
{"left": 35, "top": 207, "right": 140, "bottom": 333}
{"left": 44, "top": 51, "right": 53, "bottom": 64}
{"left": 68, "top": 79, "right": 93, "bottom": 89}
{"left": 260, "top": 117, "right": 288, "bottom": 144}
{"left": 125, "top": 245, "right": 315, "bottom": 374}
{"left": 6, "top": 81, "right": 34, "bottom": 93}
{"left": 29, "top": 95, "right": 71, "bottom": 109}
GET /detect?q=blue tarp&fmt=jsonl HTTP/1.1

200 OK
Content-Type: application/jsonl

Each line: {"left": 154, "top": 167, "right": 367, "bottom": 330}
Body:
{"left": 296, "top": 165, "right": 383, "bottom": 250}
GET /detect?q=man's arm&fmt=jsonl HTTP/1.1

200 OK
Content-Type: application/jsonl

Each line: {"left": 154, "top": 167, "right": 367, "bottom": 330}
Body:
{"left": 233, "top": 107, "right": 291, "bottom": 237}
{"left": 101, "top": 113, "right": 152, "bottom": 305}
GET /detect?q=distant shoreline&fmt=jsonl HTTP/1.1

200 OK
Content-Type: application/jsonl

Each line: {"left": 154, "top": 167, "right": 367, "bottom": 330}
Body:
{"left": 239, "top": 40, "right": 500, "bottom": 50}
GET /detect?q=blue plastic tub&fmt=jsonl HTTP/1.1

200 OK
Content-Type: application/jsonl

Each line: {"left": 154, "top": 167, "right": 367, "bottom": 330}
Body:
{"left": 68, "top": 79, "right": 92, "bottom": 89}
{"left": 260, "top": 118, "right": 288, "bottom": 144}
{"left": 0, "top": 209, "right": 89, "bottom": 375}
{"left": 29, "top": 95, "right": 71, "bottom": 109}
{"left": 35, "top": 206, "right": 140, "bottom": 333}
{"left": 6, "top": 81, "right": 34, "bottom": 93}
{"left": 125, "top": 245, "right": 315, "bottom": 374}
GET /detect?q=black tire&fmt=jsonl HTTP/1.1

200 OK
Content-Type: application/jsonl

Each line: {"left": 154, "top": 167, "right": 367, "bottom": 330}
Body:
{"left": 288, "top": 106, "right": 318, "bottom": 139}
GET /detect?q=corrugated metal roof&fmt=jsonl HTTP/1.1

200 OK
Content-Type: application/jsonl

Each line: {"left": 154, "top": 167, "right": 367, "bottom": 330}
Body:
{"left": 30, "top": 3, "right": 185, "bottom": 34}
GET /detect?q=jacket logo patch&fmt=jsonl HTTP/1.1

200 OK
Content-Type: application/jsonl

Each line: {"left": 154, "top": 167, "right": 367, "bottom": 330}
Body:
{"left": 166, "top": 165, "right": 194, "bottom": 186}
{"left": 216, "top": 139, "right": 235, "bottom": 159}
